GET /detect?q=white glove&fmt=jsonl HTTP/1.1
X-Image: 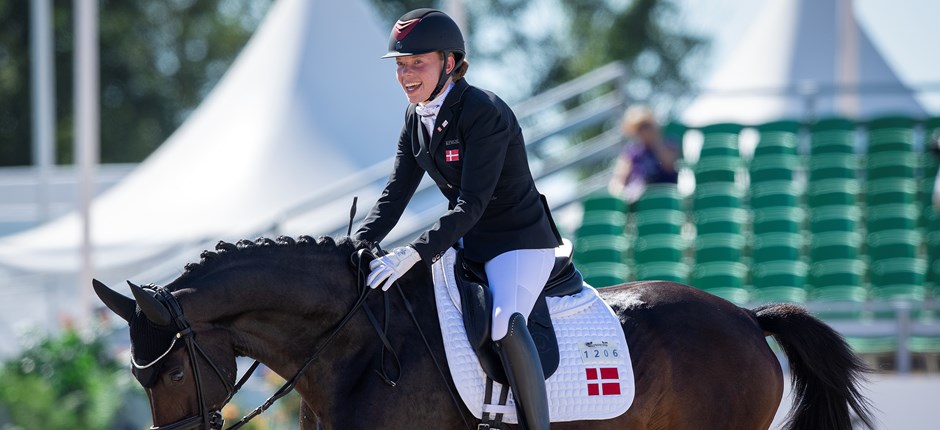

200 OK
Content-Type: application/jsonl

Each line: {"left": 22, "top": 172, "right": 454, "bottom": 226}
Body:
{"left": 367, "top": 246, "right": 422, "bottom": 291}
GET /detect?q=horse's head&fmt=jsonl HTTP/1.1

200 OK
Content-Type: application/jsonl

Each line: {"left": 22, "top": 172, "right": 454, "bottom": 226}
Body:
{"left": 94, "top": 279, "right": 236, "bottom": 430}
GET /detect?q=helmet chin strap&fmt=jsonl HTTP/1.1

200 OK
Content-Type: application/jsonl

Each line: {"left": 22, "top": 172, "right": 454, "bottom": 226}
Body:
{"left": 425, "top": 50, "right": 455, "bottom": 103}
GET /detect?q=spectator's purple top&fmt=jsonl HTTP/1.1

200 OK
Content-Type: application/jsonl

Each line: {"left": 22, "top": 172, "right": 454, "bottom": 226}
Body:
{"left": 621, "top": 138, "right": 679, "bottom": 186}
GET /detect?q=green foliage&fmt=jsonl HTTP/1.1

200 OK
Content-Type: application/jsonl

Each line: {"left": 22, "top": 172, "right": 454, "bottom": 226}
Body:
{"left": 0, "top": 0, "right": 272, "bottom": 166}
{"left": 0, "top": 328, "right": 135, "bottom": 429}
{"left": 551, "top": 0, "right": 705, "bottom": 111}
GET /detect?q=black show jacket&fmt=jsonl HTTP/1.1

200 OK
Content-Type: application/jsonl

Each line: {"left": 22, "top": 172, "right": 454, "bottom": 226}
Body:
{"left": 355, "top": 79, "right": 561, "bottom": 265}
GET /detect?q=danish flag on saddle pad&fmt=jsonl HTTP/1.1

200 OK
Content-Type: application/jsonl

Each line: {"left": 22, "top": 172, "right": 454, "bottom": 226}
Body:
{"left": 586, "top": 367, "right": 621, "bottom": 396}
{"left": 445, "top": 149, "right": 460, "bottom": 162}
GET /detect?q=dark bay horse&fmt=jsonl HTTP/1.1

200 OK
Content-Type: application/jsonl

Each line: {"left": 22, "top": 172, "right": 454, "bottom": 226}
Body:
{"left": 93, "top": 236, "right": 874, "bottom": 429}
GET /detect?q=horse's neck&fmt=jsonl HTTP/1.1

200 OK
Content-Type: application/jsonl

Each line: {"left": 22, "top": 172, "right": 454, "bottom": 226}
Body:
{"left": 180, "top": 256, "right": 363, "bottom": 377}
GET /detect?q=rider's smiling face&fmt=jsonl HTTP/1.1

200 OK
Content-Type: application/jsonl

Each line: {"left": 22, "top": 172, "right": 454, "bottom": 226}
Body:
{"left": 396, "top": 52, "right": 454, "bottom": 104}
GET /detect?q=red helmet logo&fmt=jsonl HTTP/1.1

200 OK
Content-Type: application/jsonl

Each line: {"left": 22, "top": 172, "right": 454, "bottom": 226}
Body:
{"left": 393, "top": 18, "right": 421, "bottom": 41}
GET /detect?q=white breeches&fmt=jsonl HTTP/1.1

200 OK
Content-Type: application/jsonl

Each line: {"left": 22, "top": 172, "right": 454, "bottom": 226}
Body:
{"left": 485, "top": 248, "right": 555, "bottom": 341}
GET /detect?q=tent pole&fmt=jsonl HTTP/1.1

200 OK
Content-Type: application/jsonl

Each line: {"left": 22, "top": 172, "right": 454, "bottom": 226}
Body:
{"left": 74, "top": 0, "right": 98, "bottom": 329}
{"left": 30, "top": 0, "right": 56, "bottom": 223}
{"left": 836, "top": 0, "right": 859, "bottom": 118}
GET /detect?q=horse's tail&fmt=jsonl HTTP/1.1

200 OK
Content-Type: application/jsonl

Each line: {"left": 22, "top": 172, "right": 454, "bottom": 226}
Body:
{"left": 752, "top": 303, "right": 876, "bottom": 430}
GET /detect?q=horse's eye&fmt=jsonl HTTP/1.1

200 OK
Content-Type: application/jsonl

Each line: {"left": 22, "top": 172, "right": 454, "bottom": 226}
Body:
{"left": 168, "top": 368, "right": 185, "bottom": 383}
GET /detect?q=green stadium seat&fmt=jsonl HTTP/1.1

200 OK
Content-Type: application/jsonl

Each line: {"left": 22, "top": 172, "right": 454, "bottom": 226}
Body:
{"left": 866, "top": 115, "right": 916, "bottom": 130}
{"left": 694, "top": 233, "right": 746, "bottom": 264}
{"left": 909, "top": 336, "right": 940, "bottom": 354}
{"left": 694, "top": 208, "right": 748, "bottom": 235}
{"left": 807, "top": 178, "right": 859, "bottom": 207}
{"left": 867, "top": 229, "right": 921, "bottom": 260}
{"left": 809, "top": 259, "right": 868, "bottom": 302}
{"left": 754, "top": 120, "right": 799, "bottom": 156}
{"left": 866, "top": 178, "right": 916, "bottom": 206}
{"left": 752, "top": 232, "right": 804, "bottom": 264}
{"left": 635, "top": 209, "right": 685, "bottom": 236}
{"left": 812, "top": 117, "right": 856, "bottom": 132}
{"left": 810, "top": 231, "right": 861, "bottom": 261}
{"left": 750, "top": 181, "right": 801, "bottom": 209}
{"left": 754, "top": 132, "right": 798, "bottom": 157}
{"left": 582, "top": 193, "right": 628, "bottom": 214}
{"left": 753, "top": 207, "right": 805, "bottom": 235}
{"left": 865, "top": 204, "right": 918, "bottom": 233}
{"left": 694, "top": 155, "right": 741, "bottom": 184}
{"left": 577, "top": 223, "right": 624, "bottom": 237}
{"left": 693, "top": 183, "right": 743, "bottom": 210}
{"left": 580, "top": 261, "right": 631, "bottom": 288}
{"left": 867, "top": 124, "right": 914, "bottom": 154}
{"left": 866, "top": 151, "right": 917, "bottom": 180}
{"left": 701, "top": 123, "right": 745, "bottom": 135}
{"left": 845, "top": 336, "right": 898, "bottom": 355}
{"left": 752, "top": 260, "right": 809, "bottom": 303}
{"left": 575, "top": 235, "right": 630, "bottom": 256}
{"left": 809, "top": 205, "right": 861, "bottom": 233}
{"left": 808, "top": 154, "right": 859, "bottom": 181}
{"left": 749, "top": 154, "right": 799, "bottom": 183}
{"left": 919, "top": 176, "right": 936, "bottom": 228}
{"left": 634, "top": 261, "right": 690, "bottom": 283}
{"left": 810, "top": 118, "right": 856, "bottom": 154}
{"left": 700, "top": 133, "right": 740, "bottom": 158}
{"left": 635, "top": 184, "right": 683, "bottom": 212}
{"left": 928, "top": 227, "right": 940, "bottom": 288}
{"left": 577, "top": 209, "right": 628, "bottom": 238}
{"left": 869, "top": 257, "right": 926, "bottom": 300}
{"left": 633, "top": 234, "right": 686, "bottom": 264}
{"left": 690, "top": 261, "right": 750, "bottom": 305}
{"left": 757, "top": 120, "right": 800, "bottom": 134}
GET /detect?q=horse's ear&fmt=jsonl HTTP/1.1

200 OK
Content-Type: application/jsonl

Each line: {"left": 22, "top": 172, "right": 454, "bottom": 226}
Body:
{"left": 127, "top": 281, "right": 173, "bottom": 327}
{"left": 92, "top": 279, "right": 136, "bottom": 322}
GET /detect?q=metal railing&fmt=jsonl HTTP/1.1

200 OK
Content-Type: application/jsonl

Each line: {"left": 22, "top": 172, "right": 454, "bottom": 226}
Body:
{"left": 131, "top": 61, "right": 631, "bottom": 285}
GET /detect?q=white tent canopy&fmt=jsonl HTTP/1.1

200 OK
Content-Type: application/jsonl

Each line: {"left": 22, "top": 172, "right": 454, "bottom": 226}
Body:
{"left": 0, "top": 0, "right": 405, "bottom": 273}
{"left": 682, "top": 0, "right": 925, "bottom": 126}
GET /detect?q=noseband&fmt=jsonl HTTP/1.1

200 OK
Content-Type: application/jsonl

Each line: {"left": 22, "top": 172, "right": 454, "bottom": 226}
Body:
{"left": 134, "top": 285, "right": 240, "bottom": 430}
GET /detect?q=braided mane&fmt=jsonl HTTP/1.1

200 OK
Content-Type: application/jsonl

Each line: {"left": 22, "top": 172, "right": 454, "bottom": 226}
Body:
{"left": 172, "top": 235, "right": 365, "bottom": 284}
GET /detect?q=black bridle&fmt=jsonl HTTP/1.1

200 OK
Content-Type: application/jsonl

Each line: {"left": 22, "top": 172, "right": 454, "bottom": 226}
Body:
{"left": 134, "top": 285, "right": 236, "bottom": 430}
{"left": 137, "top": 247, "right": 472, "bottom": 430}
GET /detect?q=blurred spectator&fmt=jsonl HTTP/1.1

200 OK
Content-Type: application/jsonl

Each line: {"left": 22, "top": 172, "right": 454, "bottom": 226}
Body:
{"left": 608, "top": 105, "right": 679, "bottom": 202}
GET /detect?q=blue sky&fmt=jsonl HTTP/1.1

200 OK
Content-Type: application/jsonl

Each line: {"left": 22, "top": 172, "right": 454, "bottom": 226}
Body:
{"left": 675, "top": 0, "right": 940, "bottom": 113}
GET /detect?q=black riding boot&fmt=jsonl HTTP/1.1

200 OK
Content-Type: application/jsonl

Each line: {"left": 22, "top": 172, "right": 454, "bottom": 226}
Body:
{"left": 496, "top": 312, "right": 550, "bottom": 430}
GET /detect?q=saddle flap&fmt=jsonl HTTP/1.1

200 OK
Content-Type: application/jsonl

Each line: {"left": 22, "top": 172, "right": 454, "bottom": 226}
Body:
{"left": 455, "top": 251, "right": 564, "bottom": 385}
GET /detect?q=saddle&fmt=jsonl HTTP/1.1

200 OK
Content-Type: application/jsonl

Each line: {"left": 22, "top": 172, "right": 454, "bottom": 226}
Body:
{"left": 456, "top": 242, "right": 584, "bottom": 386}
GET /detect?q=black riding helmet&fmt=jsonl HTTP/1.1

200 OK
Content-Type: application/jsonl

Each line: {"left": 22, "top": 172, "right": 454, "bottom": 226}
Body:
{"left": 383, "top": 8, "right": 466, "bottom": 102}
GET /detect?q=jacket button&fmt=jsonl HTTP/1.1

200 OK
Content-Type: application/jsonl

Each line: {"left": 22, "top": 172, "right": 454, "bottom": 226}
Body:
{"left": 447, "top": 184, "right": 454, "bottom": 189}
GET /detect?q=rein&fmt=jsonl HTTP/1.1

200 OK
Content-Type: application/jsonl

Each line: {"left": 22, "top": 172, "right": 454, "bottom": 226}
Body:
{"left": 143, "top": 247, "right": 471, "bottom": 430}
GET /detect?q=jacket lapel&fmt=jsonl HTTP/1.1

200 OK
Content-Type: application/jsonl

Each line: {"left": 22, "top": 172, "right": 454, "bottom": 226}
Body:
{"left": 429, "top": 80, "right": 469, "bottom": 155}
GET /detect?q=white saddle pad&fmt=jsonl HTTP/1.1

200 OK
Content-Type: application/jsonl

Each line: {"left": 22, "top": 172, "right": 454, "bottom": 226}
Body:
{"left": 431, "top": 247, "right": 635, "bottom": 424}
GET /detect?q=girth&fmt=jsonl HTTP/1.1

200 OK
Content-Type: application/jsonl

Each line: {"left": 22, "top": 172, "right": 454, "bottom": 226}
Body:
{"left": 456, "top": 245, "right": 584, "bottom": 385}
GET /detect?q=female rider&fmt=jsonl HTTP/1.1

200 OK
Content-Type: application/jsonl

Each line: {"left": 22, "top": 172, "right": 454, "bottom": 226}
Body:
{"left": 354, "top": 8, "right": 559, "bottom": 430}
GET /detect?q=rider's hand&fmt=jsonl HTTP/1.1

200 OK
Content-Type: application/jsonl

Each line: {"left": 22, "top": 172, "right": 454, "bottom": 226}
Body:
{"left": 367, "top": 246, "right": 421, "bottom": 291}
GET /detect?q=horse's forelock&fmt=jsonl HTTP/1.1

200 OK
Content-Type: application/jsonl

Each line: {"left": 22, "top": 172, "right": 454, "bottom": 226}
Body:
{"left": 128, "top": 310, "right": 179, "bottom": 387}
